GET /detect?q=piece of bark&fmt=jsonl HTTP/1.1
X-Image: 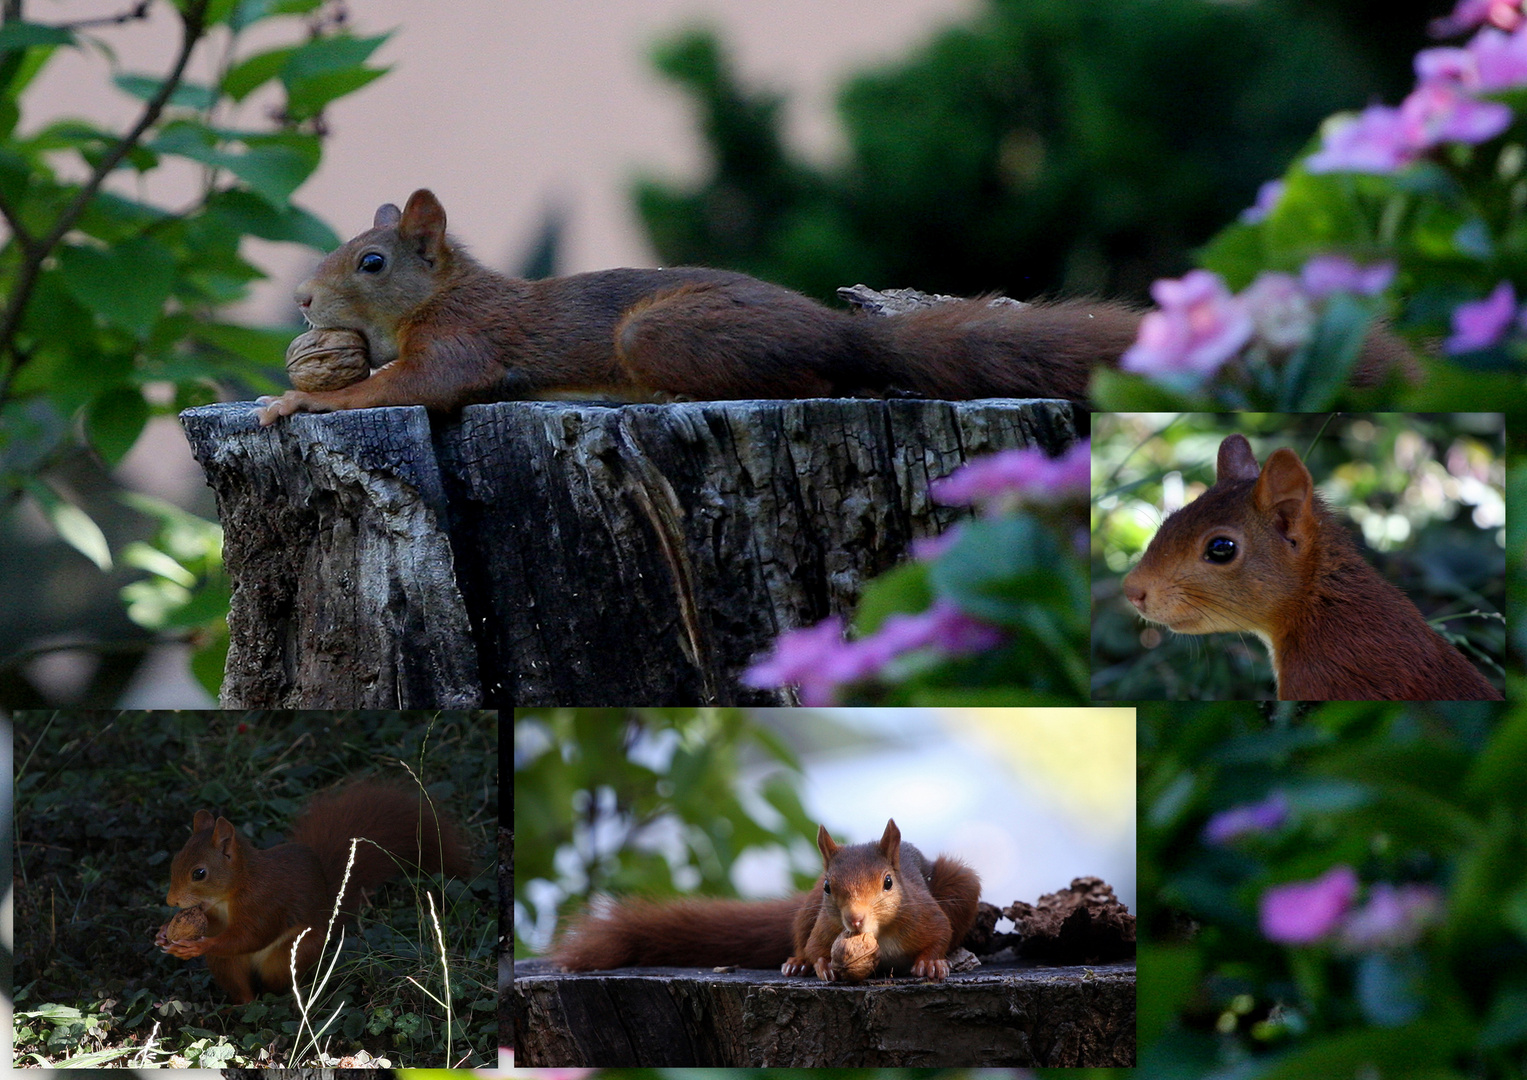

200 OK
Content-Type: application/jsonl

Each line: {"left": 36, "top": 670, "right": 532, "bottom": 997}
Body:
{"left": 1006, "top": 877, "right": 1137, "bottom": 964}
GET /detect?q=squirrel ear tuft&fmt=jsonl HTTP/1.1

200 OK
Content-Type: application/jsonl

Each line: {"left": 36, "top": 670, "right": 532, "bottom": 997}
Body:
{"left": 399, "top": 189, "right": 448, "bottom": 262}
{"left": 374, "top": 203, "right": 402, "bottom": 229}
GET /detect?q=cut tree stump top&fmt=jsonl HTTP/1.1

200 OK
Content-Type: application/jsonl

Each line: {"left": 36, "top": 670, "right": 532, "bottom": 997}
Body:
{"left": 512, "top": 956, "right": 1135, "bottom": 1067}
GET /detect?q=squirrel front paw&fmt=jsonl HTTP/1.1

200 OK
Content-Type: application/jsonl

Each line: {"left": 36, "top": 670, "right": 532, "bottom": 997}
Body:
{"left": 812, "top": 956, "right": 836, "bottom": 981}
{"left": 781, "top": 955, "right": 813, "bottom": 976}
{"left": 911, "top": 956, "right": 950, "bottom": 981}
{"left": 255, "top": 390, "right": 329, "bottom": 426}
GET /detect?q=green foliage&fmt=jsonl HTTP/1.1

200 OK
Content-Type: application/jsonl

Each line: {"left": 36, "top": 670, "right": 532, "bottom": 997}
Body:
{"left": 1092, "top": 413, "right": 1507, "bottom": 700}
{"left": 636, "top": 0, "right": 1391, "bottom": 303}
{"left": 1138, "top": 701, "right": 1527, "bottom": 1076}
{"left": 514, "top": 708, "right": 812, "bottom": 956}
{"left": 11, "top": 711, "right": 497, "bottom": 1068}
{"left": 0, "top": 0, "right": 386, "bottom": 703}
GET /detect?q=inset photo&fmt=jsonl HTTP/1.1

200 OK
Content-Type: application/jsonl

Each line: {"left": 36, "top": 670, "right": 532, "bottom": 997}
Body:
{"left": 1092, "top": 413, "right": 1506, "bottom": 701}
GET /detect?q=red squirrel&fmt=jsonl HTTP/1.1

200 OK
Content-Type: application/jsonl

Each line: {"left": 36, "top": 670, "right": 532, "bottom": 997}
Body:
{"left": 552, "top": 818, "right": 981, "bottom": 982}
{"left": 156, "top": 780, "right": 473, "bottom": 1003}
{"left": 255, "top": 188, "right": 1151, "bottom": 424}
{"left": 1122, "top": 433, "right": 1503, "bottom": 701}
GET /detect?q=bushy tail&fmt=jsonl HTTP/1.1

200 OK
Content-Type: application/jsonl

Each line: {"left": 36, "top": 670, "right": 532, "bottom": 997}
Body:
{"left": 929, "top": 855, "right": 982, "bottom": 948}
{"left": 289, "top": 780, "right": 473, "bottom": 911}
{"left": 874, "top": 298, "right": 1144, "bottom": 405}
{"left": 552, "top": 894, "right": 804, "bottom": 971}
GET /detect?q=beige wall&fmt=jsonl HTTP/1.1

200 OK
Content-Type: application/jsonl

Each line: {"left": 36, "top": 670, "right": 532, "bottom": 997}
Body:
{"left": 24, "top": 0, "right": 975, "bottom": 322}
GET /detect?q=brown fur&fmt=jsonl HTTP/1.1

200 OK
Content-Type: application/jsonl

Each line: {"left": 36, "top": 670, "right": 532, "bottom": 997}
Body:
{"left": 552, "top": 818, "right": 981, "bottom": 982}
{"left": 1122, "top": 433, "right": 1502, "bottom": 701}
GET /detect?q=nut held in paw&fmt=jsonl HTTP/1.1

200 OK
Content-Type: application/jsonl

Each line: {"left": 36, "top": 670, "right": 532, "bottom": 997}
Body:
{"left": 163, "top": 905, "right": 208, "bottom": 943}
{"left": 831, "top": 932, "right": 880, "bottom": 981}
{"left": 285, "top": 328, "right": 371, "bottom": 392}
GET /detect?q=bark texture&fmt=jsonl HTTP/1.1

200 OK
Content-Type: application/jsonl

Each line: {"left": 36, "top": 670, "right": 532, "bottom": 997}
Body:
{"left": 181, "top": 397, "right": 1075, "bottom": 707}
{"left": 512, "top": 957, "right": 1135, "bottom": 1067}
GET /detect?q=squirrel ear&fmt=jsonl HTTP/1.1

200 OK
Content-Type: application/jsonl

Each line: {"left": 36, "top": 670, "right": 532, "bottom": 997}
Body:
{"left": 1216, "top": 434, "right": 1261, "bottom": 483}
{"left": 1255, "top": 448, "right": 1315, "bottom": 541}
{"left": 816, "top": 823, "right": 839, "bottom": 862}
{"left": 399, "top": 189, "right": 448, "bottom": 264}
{"left": 192, "top": 809, "right": 214, "bottom": 832}
{"left": 373, "top": 203, "right": 402, "bottom": 229}
{"left": 879, "top": 818, "right": 901, "bottom": 851}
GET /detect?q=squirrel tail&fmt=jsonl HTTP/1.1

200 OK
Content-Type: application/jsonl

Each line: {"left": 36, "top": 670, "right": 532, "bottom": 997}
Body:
{"left": 288, "top": 780, "right": 473, "bottom": 910}
{"left": 870, "top": 298, "right": 1143, "bottom": 405}
{"left": 552, "top": 894, "right": 804, "bottom": 971}
{"left": 929, "top": 854, "right": 983, "bottom": 947}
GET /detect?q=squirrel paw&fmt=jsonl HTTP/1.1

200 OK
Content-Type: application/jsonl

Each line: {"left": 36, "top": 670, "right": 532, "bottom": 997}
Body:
{"left": 911, "top": 956, "right": 950, "bottom": 981}
{"left": 781, "top": 956, "right": 813, "bottom": 977}
{"left": 255, "top": 390, "right": 330, "bottom": 426}
{"left": 162, "top": 935, "right": 211, "bottom": 959}
{"left": 813, "top": 957, "right": 836, "bottom": 981}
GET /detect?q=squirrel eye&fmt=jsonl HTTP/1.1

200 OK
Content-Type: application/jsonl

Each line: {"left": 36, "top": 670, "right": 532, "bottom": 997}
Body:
{"left": 823, "top": 880, "right": 831, "bottom": 895}
{"left": 883, "top": 874, "right": 893, "bottom": 891}
{"left": 192, "top": 867, "right": 206, "bottom": 882}
{"left": 1205, "top": 537, "right": 1237, "bottom": 564}
{"left": 358, "top": 251, "right": 386, "bottom": 273}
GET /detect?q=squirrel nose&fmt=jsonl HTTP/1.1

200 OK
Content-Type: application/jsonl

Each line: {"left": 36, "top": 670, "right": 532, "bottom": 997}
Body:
{"left": 1123, "top": 577, "right": 1146, "bottom": 609}
{"left": 294, "top": 286, "right": 312, "bottom": 310}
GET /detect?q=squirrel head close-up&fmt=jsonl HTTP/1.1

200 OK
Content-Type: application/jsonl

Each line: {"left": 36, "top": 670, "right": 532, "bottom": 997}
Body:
{"left": 1122, "top": 433, "right": 1321, "bottom": 642}
{"left": 294, "top": 188, "right": 462, "bottom": 367}
{"left": 819, "top": 818, "right": 907, "bottom": 937}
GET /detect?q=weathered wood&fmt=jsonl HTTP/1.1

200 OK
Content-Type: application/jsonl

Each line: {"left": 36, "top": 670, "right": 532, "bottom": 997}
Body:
{"left": 512, "top": 957, "right": 1135, "bottom": 1067}
{"left": 180, "top": 397, "right": 1075, "bottom": 707}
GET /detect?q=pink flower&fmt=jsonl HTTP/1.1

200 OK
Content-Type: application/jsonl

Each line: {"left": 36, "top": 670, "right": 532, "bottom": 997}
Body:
{"left": 1445, "top": 280, "right": 1518, "bottom": 352}
{"left": 1260, "top": 864, "right": 1360, "bottom": 945}
{"left": 1468, "top": 24, "right": 1527, "bottom": 87}
{"left": 930, "top": 440, "right": 1090, "bottom": 507}
{"left": 1339, "top": 883, "right": 1443, "bottom": 951}
{"left": 1203, "top": 791, "right": 1289, "bottom": 844}
{"left": 1300, "top": 255, "right": 1397, "bottom": 298}
{"left": 1399, "top": 80, "right": 1513, "bottom": 146}
{"left": 1240, "top": 272, "right": 1315, "bottom": 351}
{"left": 1306, "top": 104, "right": 1418, "bottom": 173}
{"left": 1240, "top": 179, "right": 1285, "bottom": 224}
{"left": 1429, "top": 0, "right": 1523, "bottom": 38}
{"left": 742, "top": 616, "right": 858, "bottom": 705}
{"left": 1121, "top": 270, "right": 1253, "bottom": 376}
{"left": 911, "top": 526, "right": 962, "bottom": 561}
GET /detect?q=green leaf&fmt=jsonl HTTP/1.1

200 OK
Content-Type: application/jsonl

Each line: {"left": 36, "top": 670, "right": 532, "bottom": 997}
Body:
{"left": 187, "top": 321, "right": 296, "bottom": 368}
{"left": 852, "top": 559, "right": 934, "bottom": 636}
{"left": 0, "top": 22, "right": 75, "bottom": 53}
{"left": 229, "top": 0, "right": 324, "bottom": 33}
{"left": 84, "top": 385, "right": 150, "bottom": 465}
{"left": 221, "top": 45, "right": 296, "bottom": 101}
{"left": 113, "top": 73, "right": 217, "bottom": 110}
{"left": 1090, "top": 367, "right": 1206, "bottom": 411}
{"left": 23, "top": 479, "right": 112, "bottom": 571}
{"left": 929, "top": 514, "right": 1081, "bottom": 626}
{"left": 151, "top": 122, "right": 320, "bottom": 206}
{"left": 206, "top": 188, "right": 339, "bottom": 248}
{"left": 56, "top": 237, "right": 177, "bottom": 337}
{"left": 1279, "top": 293, "right": 1375, "bottom": 410}
{"left": 285, "top": 64, "right": 388, "bottom": 120}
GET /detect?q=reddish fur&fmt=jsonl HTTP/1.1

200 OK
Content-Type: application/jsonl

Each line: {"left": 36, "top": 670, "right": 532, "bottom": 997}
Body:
{"left": 1123, "top": 433, "right": 1502, "bottom": 701}
{"left": 162, "top": 781, "right": 472, "bottom": 1002}
{"left": 553, "top": 818, "right": 981, "bottom": 983}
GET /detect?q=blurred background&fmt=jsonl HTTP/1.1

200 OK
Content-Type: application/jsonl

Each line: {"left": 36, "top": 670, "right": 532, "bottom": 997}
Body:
{"left": 512, "top": 706, "right": 1136, "bottom": 961}
{"left": 1091, "top": 413, "right": 1508, "bottom": 699}
{"left": 0, "top": 0, "right": 1442, "bottom": 705}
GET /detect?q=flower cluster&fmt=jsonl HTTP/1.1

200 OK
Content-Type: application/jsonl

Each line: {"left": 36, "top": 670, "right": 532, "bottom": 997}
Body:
{"left": 1119, "top": 257, "right": 1393, "bottom": 379}
{"left": 1260, "top": 865, "right": 1443, "bottom": 951}
{"left": 1305, "top": 12, "right": 1527, "bottom": 175}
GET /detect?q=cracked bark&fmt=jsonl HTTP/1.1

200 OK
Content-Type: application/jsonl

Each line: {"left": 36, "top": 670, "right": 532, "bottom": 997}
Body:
{"left": 180, "top": 397, "right": 1075, "bottom": 707}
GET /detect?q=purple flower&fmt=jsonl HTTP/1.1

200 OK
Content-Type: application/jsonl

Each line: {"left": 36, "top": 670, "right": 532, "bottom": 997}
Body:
{"left": 1399, "top": 80, "right": 1513, "bottom": 146}
{"left": 1306, "top": 104, "right": 1418, "bottom": 173}
{"left": 1203, "top": 791, "right": 1290, "bottom": 844}
{"left": 1300, "top": 255, "right": 1397, "bottom": 298}
{"left": 1260, "top": 865, "right": 1360, "bottom": 945}
{"left": 1240, "top": 179, "right": 1285, "bottom": 224}
{"left": 1339, "top": 883, "right": 1443, "bottom": 951}
{"left": 1121, "top": 270, "right": 1254, "bottom": 377}
{"left": 930, "top": 440, "right": 1090, "bottom": 507}
{"left": 1429, "top": 0, "right": 1523, "bottom": 38}
{"left": 1240, "top": 272, "right": 1315, "bottom": 352}
{"left": 742, "top": 601, "right": 1003, "bottom": 705}
{"left": 1445, "top": 280, "right": 1518, "bottom": 352}
{"left": 1468, "top": 24, "right": 1527, "bottom": 87}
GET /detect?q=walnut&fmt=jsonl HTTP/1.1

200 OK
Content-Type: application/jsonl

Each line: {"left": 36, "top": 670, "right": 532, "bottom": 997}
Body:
{"left": 285, "top": 327, "right": 371, "bottom": 392}
{"left": 163, "top": 905, "right": 208, "bottom": 943}
{"left": 830, "top": 932, "right": 879, "bottom": 982}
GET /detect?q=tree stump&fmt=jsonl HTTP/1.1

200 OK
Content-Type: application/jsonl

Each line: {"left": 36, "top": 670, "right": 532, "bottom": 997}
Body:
{"left": 512, "top": 957, "right": 1135, "bottom": 1066}
{"left": 180, "top": 397, "right": 1076, "bottom": 707}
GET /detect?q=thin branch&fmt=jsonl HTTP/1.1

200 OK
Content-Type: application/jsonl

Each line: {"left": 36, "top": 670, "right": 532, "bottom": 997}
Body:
{"left": 46, "top": 2, "right": 151, "bottom": 32}
{"left": 0, "top": 0, "right": 211, "bottom": 405}
{"left": 0, "top": 186, "right": 36, "bottom": 253}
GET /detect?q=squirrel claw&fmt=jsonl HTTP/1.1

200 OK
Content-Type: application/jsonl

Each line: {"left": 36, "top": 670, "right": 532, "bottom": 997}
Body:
{"left": 911, "top": 957, "right": 950, "bottom": 981}
{"left": 781, "top": 956, "right": 811, "bottom": 976}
